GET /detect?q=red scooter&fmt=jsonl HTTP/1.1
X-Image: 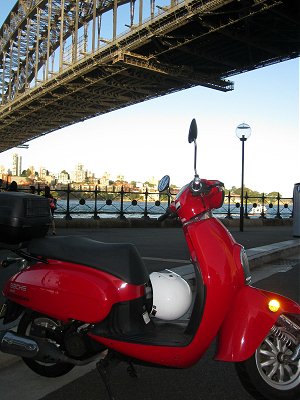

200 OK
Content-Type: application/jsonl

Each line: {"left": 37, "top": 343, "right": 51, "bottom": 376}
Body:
{"left": 0, "top": 119, "right": 300, "bottom": 400}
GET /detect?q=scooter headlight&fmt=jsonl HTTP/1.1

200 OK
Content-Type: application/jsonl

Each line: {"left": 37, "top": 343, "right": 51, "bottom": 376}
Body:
{"left": 240, "top": 248, "right": 251, "bottom": 284}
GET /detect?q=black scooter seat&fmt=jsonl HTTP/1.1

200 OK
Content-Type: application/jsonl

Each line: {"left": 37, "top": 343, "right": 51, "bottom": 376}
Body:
{"left": 28, "top": 236, "right": 149, "bottom": 285}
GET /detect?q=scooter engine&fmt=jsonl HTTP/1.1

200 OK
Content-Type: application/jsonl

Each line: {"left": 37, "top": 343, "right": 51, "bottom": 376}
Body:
{"left": 64, "top": 328, "right": 91, "bottom": 359}
{"left": 31, "top": 317, "right": 93, "bottom": 359}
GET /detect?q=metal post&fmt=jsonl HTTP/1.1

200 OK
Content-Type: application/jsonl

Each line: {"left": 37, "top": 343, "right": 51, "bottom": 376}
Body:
{"left": 113, "top": 0, "right": 117, "bottom": 41}
{"left": 119, "top": 186, "right": 126, "bottom": 220}
{"left": 240, "top": 137, "right": 246, "bottom": 231}
{"left": 92, "top": 0, "right": 97, "bottom": 52}
{"left": 35, "top": 8, "right": 41, "bottom": 86}
{"left": 8, "top": 41, "right": 13, "bottom": 100}
{"left": 139, "top": 0, "right": 143, "bottom": 26}
{"left": 93, "top": 185, "right": 100, "bottom": 219}
{"left": 1, "top": 53, "right": 5, "bottom": 104}
{"left": 151, "top": 0, "right": 155, "bottom": 19}
{"left": 73, "top": 0, "right": 79, "bottom": 63}
{"left": 244, "top": 191, "right": 249, "bottom": 218}
{"left": 45, "top": 0, "right": 52, "bottom": 81}
{"left": 260, "top": 193, "right": 266, "bottom": 219}
{"left": 65, "top": 183, "right": 72, "bottom": 220}
{"left": 276, "top": 193, "right": 282, "bottom": 219}
{"left": 236, "top": 123, "right": 251, "bottom": 232}
{"left": 226, "top": 191, "right": 232, "bottom": 219}
{"left": 16, "top": 29, "right": 21, "bottom": 96}
{"left": 143, "top": 187, "right": 150, "bottom": 219}
{"left": 59, "top": 0, "right": 65, "bottom": 71}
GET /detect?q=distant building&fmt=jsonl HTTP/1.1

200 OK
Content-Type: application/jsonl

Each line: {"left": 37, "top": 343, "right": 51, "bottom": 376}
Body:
{"left": 135, "top": 182, "right": 143, "bottom": 189}
{"left": 99, "top": 172, "right": 111, "bottom": 186}
{"left": 57, "top": 171, "right": 70, "bottom": 184}
{"left": 71, "top": 163, "right": 86, "bottom": 183}
{"left": 12, "top": 153, "right": 22, "bottom": 176}
{"left": 39, "top": 167, "right": 48, "bottom": 180}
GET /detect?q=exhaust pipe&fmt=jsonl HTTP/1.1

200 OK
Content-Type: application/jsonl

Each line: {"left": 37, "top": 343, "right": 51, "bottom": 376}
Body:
{"left": 0, "top": 331, "right": 39, "bottom": 358}
{"left": 0, "top": 330, "right": 68, "bottom": 362}
{"left": 0, "top": 330, "right": 103, "bottom": 365}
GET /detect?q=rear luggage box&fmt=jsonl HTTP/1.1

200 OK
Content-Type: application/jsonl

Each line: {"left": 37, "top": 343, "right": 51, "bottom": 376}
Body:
{"left": 0, "top": 192, "right": 51, "bottom": 244}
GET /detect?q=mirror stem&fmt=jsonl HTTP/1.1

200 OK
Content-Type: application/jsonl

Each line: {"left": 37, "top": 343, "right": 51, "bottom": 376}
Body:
{"left": 194, "top": 140, "right": 198, "bottom": 176}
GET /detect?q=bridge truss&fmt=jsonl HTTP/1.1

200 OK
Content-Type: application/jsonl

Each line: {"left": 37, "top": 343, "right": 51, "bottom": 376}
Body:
{"left": 0, "top": 0, "right": 299, "bottom": 151}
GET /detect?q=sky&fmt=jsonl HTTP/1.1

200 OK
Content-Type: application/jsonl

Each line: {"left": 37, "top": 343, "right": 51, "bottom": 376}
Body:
{"left": 0, "top": 1, "right": 299, "bottom": 197}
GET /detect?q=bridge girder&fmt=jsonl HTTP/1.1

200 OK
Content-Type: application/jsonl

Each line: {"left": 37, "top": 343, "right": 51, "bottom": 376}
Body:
{"left": 0, "top": 0, "right": 299, "bottom": 151}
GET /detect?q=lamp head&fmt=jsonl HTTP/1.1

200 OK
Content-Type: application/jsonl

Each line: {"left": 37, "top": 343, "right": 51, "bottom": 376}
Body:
{"left": 236, "top": 123, "right": 251, "bottom": 141}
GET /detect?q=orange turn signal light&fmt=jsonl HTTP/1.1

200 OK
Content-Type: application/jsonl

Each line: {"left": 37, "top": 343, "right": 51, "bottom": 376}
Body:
{"left": 268, "top": 299, "right": 280, "bottom": 313}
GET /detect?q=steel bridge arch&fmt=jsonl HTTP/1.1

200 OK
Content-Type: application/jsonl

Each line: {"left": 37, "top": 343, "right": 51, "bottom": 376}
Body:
{"left": 0, "top": 0, "right": 299, "bottom": 151}
{"left": 0, "top": 0, "right": 140, "bottom": 101}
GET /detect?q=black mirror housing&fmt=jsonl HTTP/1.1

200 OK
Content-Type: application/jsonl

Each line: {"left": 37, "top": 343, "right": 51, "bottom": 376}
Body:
{"left": 188, "top": 118, "right": 198, "bottom": 143}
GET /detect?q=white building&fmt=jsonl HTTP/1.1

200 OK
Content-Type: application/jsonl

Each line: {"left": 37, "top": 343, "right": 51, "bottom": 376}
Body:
{"left": 57, "top": 171, "right": 70, "bottom": 184}
{"left": 71, "top": 163, "right": 86, "bottom": 182}
{"left": 12, "top": 153, "right": 22, "bottom": 176}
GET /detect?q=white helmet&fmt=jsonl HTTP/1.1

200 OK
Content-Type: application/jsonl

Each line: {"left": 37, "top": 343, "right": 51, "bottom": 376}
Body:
{"left": 149, "top": 270, "right": 192, "bottom": 320}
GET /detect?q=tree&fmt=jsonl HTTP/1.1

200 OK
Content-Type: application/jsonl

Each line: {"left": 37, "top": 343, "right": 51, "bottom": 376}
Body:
{"left": 25, "top": 168, "right": 32, "bottom": 177}
{"left": 144, "top": 181, "right": 155, "bottom": 188}
{"left": 267, "top": 191, "right": 282, "bottom": 202}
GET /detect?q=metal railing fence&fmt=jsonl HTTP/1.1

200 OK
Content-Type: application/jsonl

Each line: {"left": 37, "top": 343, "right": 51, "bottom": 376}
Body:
{"left": 16, "top": 185, "right": 293, "bottom": 220}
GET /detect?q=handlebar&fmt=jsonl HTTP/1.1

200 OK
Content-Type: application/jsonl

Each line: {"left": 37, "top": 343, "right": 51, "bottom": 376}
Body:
{"left": 191, "top": 177, "right": 224, "bottom": 195}
{"left": 1, "top": 257, "right": 25, "bottom": 269}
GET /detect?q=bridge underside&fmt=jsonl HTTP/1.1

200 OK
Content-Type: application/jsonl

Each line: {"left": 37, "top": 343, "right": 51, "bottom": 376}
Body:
{"left": 0, "top": 0, "right": 299, "bottom": 151}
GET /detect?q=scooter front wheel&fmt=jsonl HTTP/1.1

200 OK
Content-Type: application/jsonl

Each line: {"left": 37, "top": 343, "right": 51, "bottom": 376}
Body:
{"left": 235, "top": 326, "right": 300, "bottom": 400}
{"left": 17, "top": 311, "right": 75, "bottom": 377}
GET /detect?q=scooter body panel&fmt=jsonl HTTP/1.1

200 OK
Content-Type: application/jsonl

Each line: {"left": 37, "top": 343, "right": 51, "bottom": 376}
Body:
{"left": 3, "top": 260, "right": 145, "bottom": 323}
{"left": 89, "top": 217, "right": 247, "bottom": 368}
{"left": 215, "top": 285, "right": 300, "bottom": 362}
{"left": 184, "top": 217, "right": 246, "bottom": 340}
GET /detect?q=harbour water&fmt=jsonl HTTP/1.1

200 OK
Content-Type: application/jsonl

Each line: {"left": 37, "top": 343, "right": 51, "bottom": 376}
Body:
{"left": 53, "top": 199, "right": 293, "bottom": 220}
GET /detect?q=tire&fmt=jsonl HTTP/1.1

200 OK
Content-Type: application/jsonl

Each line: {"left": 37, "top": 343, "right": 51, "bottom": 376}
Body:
{"left": 236, "top": 326, "right": 300, "bottom": 400}
{"left": 17, "top": 312, "right": 74, "bottom": 378}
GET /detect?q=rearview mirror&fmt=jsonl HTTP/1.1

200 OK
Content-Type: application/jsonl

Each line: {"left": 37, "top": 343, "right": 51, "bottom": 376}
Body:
{"left": 158, "top": 175, "right": 170, "bottom": 192}
{"left": 188, "top": 118, "right": 197, "bottom": 143}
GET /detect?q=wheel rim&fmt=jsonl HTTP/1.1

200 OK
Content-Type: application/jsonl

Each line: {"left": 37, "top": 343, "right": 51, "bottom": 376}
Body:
{"left": 255, "top": 329, "right": 300, "bottom": 390}
{"left": 24, "top": 315, "right": 62, "bottom": 366}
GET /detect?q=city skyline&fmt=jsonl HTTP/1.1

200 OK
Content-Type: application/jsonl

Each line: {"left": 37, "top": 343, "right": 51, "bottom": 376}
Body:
{"left": 0, "top": 152, "right": 293, "bottom": 196}
{"left": 0, "top": 2, "right": 299, "bottom": 198}
{"left": 0, "top": 155, "right": 160, "bottom": 186}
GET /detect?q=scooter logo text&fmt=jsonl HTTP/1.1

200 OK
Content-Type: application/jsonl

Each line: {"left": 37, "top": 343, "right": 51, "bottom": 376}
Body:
{"left": 9, "top": 283, "right": 28, "bottom": 292}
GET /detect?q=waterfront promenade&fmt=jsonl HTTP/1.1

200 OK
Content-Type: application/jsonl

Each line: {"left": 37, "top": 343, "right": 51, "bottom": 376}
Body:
{"left": 53, "top": 219, "right": 299, "bottom": 269}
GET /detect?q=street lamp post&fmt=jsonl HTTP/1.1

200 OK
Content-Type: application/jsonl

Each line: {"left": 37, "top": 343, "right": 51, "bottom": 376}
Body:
{"left": 236, "top": 123, "right": 251, "bottom": 232}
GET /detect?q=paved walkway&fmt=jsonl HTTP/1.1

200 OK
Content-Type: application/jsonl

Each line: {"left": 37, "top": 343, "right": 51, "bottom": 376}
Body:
{"left": 53, "top": 223, "right": 300, "bottom": 269}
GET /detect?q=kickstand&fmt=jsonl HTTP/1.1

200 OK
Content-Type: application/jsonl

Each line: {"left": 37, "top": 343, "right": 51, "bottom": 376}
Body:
{"left": 96, "top": 352, "right": 139, "bottom": 400}
{"left": 96, "top": 353, "right": 120, "bottom": 400}
{"left": 127, "top": 361, "right": 138, "bottom": 378}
